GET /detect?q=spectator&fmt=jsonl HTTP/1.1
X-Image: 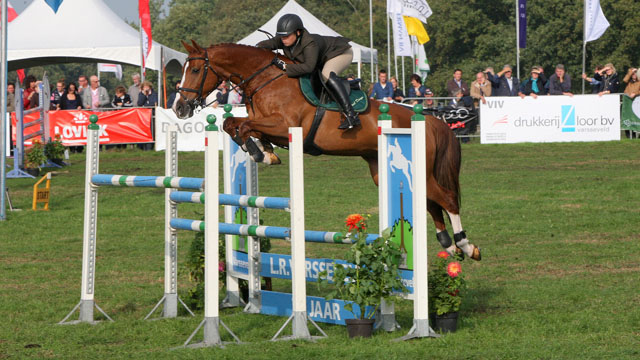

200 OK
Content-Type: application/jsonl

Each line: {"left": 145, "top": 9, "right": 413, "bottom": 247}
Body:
{"left": 7, "top": 82, "right": 15, "bottom": 113}
{"left": 137, "top": 81, "right": 158, "bottom": 107}
{"left": 487, "top": 65, "right": 519, "bottom": 96}
{"left": 407, "top": 74, "right": 428, "bottom": 105}
{"left": 582, "top": 65, "right": 604, "bottom": 94}
{"left": 59, "top": 83, "right": 83, "bottom": 110}
{"left": 390, "top": 76, "right": 404, "bottom": 102}
{"left": 622, "top": 67, "right": 640, "bottom": 98}
{"left": 77, "top": 75, "right": 89, "bottom": 95}
{"left": 423, "top": 88, "right": 435, "bottom": 107}
{"left": 346, "top": 73, "right": 361, "bottom": 89}
{"left": 519, "top": 66, "right": 547, "bottom": 98}
{"left": 216, "top": 80, "right": 229, "bottom": 105}
{"left": 50, "top": 80, "right": 66, "bottom": 110}
{"left": 593, "top": 63, "right": 619, "bottom": 96}
{"left": 81, "top": 75, "right": 110, "bottom": 109}
{"left": 547, "top": 64, "right": 573, "bottom": 96}
{"left": 228, "top": 86, "right": 244, "bottom": 105}
{"left": 166, "top": 80, "right": 181, "bottom": 109}
{"left": 470, "top": 71, "right": 492, "bottom": 106}
{"left": 23, "top": 75, "right": 38, "bottom": 110}
{"left": 112, "top": 85, "right": 133, "bottom": 108}
{"left": 128, "top": 74, "right": 142, "bottom": 105}
{"left": 446, "top": 69, "right": 470, "bottom": 97}
{"left": 369, "top": 69, "right": 393, "bottom": 101}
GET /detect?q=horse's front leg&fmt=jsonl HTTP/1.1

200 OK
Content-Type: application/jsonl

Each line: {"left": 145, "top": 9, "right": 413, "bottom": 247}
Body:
{"left": 222, "top": 116, "right": 248, "bottom": 147}
{"left": 238, "top": 118, "right": 288, "bottom": 165}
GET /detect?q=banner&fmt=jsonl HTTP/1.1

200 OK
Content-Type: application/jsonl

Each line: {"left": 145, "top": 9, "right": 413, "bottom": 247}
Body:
{"left": 518, "top": 0, "right": 526, "bottom": 48}
{"left": 44, "top": 0, "right": 64, "bottom": 13}
{"left": 585, "top": 0, "right": 609, "bottom": 42}
{"left": 12, "top": 109, "right": 153, "bottom": 146}
{"left": 391, "top": 12, "right": 412, "bottom": 57}
{"left": 387, "top": 0, "right": 432, "bottom": 23}
{"left": 621, "top": 96, "right": 640, "bottom": 131}
{"left": 155, "top": 106, "right": 249, "bottom": 151}
{"left": 480, "top": 95, "right": 620, "bottom": 144}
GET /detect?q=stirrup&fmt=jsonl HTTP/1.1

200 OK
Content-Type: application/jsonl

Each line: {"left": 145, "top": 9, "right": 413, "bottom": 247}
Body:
{"left": 338, "top": 113, "right": 360, "bottom": 130}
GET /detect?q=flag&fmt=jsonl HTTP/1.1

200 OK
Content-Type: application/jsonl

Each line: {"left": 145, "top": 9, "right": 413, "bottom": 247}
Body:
{"left": 391, "top": 12, "right": 412, "bottom": 57}
{"left": 621, "top": 96, "right": 640, "bottom": 131}
{"left": 403, "top": 16, "right": 429, "bottom": 44}
{"left": 518, "top": 0, "right": 526, "bottom": 48}
{"left": 98, "top": 63, "right": 123, "bottom": 81}
{"left": 387, "top": 0, "right": 432, "bottom": 23}
{"left": 584, "top": 0, "right": 609, "bottom": 42}
{"left": 416, "top": 43, "right": 430, "bottom": 75}
{"left": 44, "top": 0, "right": 64, "bottom": 13}
{"left": 139, "top": 0, "right": 153, "bottom": 73}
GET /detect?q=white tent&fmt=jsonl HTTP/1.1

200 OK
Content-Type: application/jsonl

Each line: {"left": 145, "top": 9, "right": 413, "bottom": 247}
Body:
{"left": 7, "top": 0, "right": 186, "bottom": 74}
{"left": 238, "top": 0, "right": 377, "bottom": 79}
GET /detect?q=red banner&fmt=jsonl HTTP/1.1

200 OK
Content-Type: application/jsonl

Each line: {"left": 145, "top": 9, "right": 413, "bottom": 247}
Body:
{"left": 12, "top": 108, "right": 153, "bottom": 146}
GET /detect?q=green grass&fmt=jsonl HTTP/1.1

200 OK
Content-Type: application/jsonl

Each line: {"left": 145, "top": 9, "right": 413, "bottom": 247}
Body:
{"left": 1, "top": 139, "right": 639, "bottom": 359}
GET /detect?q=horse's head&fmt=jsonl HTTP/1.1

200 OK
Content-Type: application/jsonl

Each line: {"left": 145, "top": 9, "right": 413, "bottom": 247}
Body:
{"left": 173, "top": 40, "right": 223, "bottom": 119}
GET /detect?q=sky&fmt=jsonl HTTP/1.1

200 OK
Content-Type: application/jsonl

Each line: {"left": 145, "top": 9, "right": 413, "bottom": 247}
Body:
{"left": 10, "top": 0, "right": 169, "bottom": 22}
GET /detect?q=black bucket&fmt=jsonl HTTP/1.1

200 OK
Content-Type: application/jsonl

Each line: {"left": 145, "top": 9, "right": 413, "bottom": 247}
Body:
{"left": 345, "top": 318, "right": 375, "bottom": 338}
{"left": 435, "top": 312, "right": 458, "bottom": 333}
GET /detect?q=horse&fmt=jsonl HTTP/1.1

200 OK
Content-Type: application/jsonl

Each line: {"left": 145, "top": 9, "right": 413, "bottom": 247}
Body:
{"left": 173, "top": 40, "right": 480, "bottom": 261}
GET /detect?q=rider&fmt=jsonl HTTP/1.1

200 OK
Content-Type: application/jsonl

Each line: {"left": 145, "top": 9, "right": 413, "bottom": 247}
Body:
{"left": 257, "top": 14, "right": 360, "bottom": 130}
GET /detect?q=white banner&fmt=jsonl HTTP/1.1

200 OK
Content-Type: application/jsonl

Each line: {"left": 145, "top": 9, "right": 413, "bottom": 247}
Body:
{"left": 391, "top": 12, "right": 412, "bottom": 57}
{"left": 480, "top": 95, "right": 620, "bottom": 144}
{"left": 387, "top": 0, "right": 432, "bottom": 23}
{"left": 155, "top": 106, "right": 248, "bottom": 151}
{"left": 585, "top": 0, "right": 610, "bottom": 42}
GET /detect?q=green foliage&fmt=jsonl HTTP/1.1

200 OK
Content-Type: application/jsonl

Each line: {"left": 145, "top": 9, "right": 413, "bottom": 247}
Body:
{"left": 44, "top": 135, "right": 65, "bottom": 161}
{"left": 429, "top": 252, "right": 466, "bottom": 315}
{"left": 319, "top": 218, "right": 408, "bottom": 319}
{"left": 25, "top": 140, "right": 47, "bottom": 169}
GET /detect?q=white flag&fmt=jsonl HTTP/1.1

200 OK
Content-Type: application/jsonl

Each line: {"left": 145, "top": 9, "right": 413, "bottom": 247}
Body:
{"left": 584, "top": 0, "right": 609, "bottom": 42}
{"left": 387, "top": 0, "right": 432, "bottom": 23}
{"left": 391, "top": 12, "right": 412, "bottom": 57}
{"left": 417, "top": 43, "right": 430, "bottom": 73}
{"left": 97, "top": 63, "right": 123, "bottom": 81}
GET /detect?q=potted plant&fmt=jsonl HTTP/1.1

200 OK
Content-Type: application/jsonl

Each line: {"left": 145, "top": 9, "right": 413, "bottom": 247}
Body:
{"left": 44, "top": 135, "right": 66, "bottom": 165}
{"left": 428, "top": 251, "right": 466, "bottom": 333}
{"left": 25, "top": 140, "right": 47, "bottom": 177}
{"left": 319, "top": 214, "right": 407, "bottom": 338}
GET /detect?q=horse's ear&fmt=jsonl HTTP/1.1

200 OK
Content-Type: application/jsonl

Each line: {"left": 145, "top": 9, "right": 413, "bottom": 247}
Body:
{"left": 181, "top": 40, "right": 195, "bottom": 53}
{"left": 191, "top": 39, "right": 204, "bottom": 53}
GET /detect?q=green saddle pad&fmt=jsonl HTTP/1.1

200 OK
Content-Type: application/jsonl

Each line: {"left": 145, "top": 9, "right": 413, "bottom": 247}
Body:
{"left": 299, "top": 74, "right": 368, "bottom": 113}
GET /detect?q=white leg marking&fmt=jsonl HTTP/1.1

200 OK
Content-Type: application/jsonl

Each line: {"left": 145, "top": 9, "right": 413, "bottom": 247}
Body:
{"left": 446, "top": 211, "right": 474, "bottom": 257}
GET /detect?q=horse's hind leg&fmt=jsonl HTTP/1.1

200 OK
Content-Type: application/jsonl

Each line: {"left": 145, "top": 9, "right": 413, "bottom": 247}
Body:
{"left": 427, "top": 176, "right": 481, "bottom": 261}
{"left": 428, "top": 200, "right": 463, "bottom": 258}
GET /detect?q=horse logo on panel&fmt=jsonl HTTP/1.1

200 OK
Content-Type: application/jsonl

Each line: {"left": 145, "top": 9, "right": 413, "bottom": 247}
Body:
{"left": 230, "top": 146, "right": 247, "bottom": 184}
{"left": 387, "top": 137, "right": 413, "bottom": 193}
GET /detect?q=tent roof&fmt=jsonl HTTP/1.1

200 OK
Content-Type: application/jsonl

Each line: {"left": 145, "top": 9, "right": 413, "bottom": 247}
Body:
{"left": 238, "top": 0, "right": 377, "bottom": 64}
{"left": 7, "top": 0, "right": 186, "bottom": 73}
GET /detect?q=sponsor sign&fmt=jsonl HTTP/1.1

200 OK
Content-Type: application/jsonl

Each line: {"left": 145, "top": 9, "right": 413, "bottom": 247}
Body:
{"left": 480, "top": 95, "right": 620, "bottom": 144}
{"left": 12, "top": 108, "right": 153, "bottom": 146}
{"left": 155, "top": 106, "right": 248, "bottom": 151}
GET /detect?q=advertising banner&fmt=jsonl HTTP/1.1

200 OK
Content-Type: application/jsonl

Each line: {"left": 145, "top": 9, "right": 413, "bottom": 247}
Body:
{"left": 480, "top": 95, "right": 620, "bottom": 144}
{"left": 155, "top": 106, "right": 248, "bottom": 151}
{"left": 621, "top": 95, "right": 640, "bottom": 131}
{"left": 12, "top": 108, "right": 153, "bottom": 146}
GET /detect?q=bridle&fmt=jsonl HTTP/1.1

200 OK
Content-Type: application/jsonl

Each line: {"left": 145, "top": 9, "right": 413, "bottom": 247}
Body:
{"left": 178, "top": 49, "right": 285, "bottom": 112}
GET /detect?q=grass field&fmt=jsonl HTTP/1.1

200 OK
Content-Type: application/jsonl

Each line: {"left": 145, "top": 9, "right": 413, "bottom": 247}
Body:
{"left": 1, "top": 138, "right": 639, "bottom": 359}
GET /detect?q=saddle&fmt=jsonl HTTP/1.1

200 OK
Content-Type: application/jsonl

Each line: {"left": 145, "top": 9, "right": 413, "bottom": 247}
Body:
{"left": 298, "top": 72, "right": 369, "bottom": 156}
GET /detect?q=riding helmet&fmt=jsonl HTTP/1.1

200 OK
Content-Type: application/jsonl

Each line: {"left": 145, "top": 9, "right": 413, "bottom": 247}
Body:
{"left": 276, "top": 14, "right": 304, "bottom": 36}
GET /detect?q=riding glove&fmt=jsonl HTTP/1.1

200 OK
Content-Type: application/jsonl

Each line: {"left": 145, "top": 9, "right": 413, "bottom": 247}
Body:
{"left": 272, "top": 58, "right": 287, "bottom": 71}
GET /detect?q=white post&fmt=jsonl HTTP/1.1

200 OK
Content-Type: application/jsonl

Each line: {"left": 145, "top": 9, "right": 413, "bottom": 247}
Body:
{"left": 0, "top": 0, "right": 7, "bottom": 221}
{"left": 163, "top": 126, "right": 178, "bottom": 316}
{"left": 288, "top": 127, "right": 311, "bottom": 339}
{"left": 516, "top": 0, "right": 520, "bottom": 81}
{"left": 245, "top": 157, "right": 261, "bottom": 313}
{"left": 222, "top": 136, "right": 241, "bottom": 308}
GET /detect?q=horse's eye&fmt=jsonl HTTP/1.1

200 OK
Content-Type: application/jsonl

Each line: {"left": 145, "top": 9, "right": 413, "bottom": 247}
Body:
{"left": 192, "top": 68, "right": 200, "bottom": 74}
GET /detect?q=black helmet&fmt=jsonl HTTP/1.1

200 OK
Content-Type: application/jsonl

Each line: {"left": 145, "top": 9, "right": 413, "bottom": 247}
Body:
{"left": 276, "top": 14, "right": 303, "bottom": 37}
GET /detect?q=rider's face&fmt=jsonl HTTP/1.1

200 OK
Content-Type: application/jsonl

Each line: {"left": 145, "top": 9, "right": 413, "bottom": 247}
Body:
{"left": 281, "top": 33, "right": 297, "bottom": 47}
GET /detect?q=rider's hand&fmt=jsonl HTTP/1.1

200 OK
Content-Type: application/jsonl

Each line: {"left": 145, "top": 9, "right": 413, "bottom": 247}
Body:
{"left": 272, "top": 58, "right": 286, "bottom": 71}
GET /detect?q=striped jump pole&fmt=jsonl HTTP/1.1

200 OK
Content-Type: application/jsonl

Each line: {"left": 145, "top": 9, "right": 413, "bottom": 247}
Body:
{"left": 59, "top": 115, "right": 113, "bottom": 325}
{"left": 171, "top": 191, "right": 291, "bottom": 210}
{"left": 184, "top": 115, "right": 240, "bottom": 348}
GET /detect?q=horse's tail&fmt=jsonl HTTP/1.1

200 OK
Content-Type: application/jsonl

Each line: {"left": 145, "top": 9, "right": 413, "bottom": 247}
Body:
{"left": 434, "top": 129, "right": 461, "bottom": 208}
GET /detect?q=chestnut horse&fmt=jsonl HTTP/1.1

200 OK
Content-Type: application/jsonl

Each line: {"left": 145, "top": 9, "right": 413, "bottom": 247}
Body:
{"left": 173, "top": 40, "right": 480, "bottom": 260}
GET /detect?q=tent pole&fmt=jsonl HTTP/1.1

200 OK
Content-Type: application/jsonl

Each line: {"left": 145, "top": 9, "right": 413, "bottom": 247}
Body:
{"left": 0, "top": 0, "right": 8, "bottom": 221}
{"left": 158, "top": 47, "right": 163, "bottom": 108}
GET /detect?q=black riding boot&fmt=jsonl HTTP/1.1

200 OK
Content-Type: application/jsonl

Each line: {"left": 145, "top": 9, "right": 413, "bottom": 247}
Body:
{"left": 325, "top": 72, "right": 361, "bottom": 130}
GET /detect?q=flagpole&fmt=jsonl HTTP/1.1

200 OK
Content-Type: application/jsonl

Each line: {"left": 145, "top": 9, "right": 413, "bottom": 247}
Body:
{"left": 582, "top": 0, "right": 586, "bottom": 94}
{"left": 516, "top": 0, "right": 520, "bottom": 80}
{"left": 139, "top": 16, "right": 145, "bottom": 83}
{"left": 401, "top": 56, "right": 405, "bottom": 93}
{"left": 369, "top": 0, "right": 374, "bottom": 83}
{"left": 386, "top": 11, "right": 391, "bottom": 74}
{"left": 0, "top": 0, "right": 8, "bottom": 221}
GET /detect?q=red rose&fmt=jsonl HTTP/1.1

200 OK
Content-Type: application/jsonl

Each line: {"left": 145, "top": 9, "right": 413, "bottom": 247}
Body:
{"left": 447, "top": 262, "right": 462, "bottom": 277}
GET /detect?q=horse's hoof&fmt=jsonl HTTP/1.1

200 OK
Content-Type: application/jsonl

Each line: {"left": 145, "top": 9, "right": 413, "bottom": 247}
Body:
{"left": 454, "top": 246, "right": 465, "bottom": 260}
{"left": 470, "top": 245, "right": 482, "bottom": 261}
{"left": 264, "top": 152, "right": 281, "bottom": 165}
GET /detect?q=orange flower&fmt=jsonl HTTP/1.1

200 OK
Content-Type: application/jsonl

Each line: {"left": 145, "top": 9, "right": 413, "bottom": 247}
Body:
{"left": 437, "top": 251, "right": 449, "bottom": 259}
{"left": 447, "top": 262, "right": 462, "bottom": 277}
{"left": 345, "top": 214, "right": 365, "bottom": 232}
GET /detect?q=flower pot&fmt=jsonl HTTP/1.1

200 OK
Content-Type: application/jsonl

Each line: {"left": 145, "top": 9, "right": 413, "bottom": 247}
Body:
{"left": 435, "top": 312, "right": 458, "bottom": 333}
{"left": 25, "top": 167, "right": 40, "bottom": 177}
{"left": 345, "top": 318, "right": 375, "bottom": 338}
{"left": 51, "top": 158, "right": 65, "bottom": 166}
